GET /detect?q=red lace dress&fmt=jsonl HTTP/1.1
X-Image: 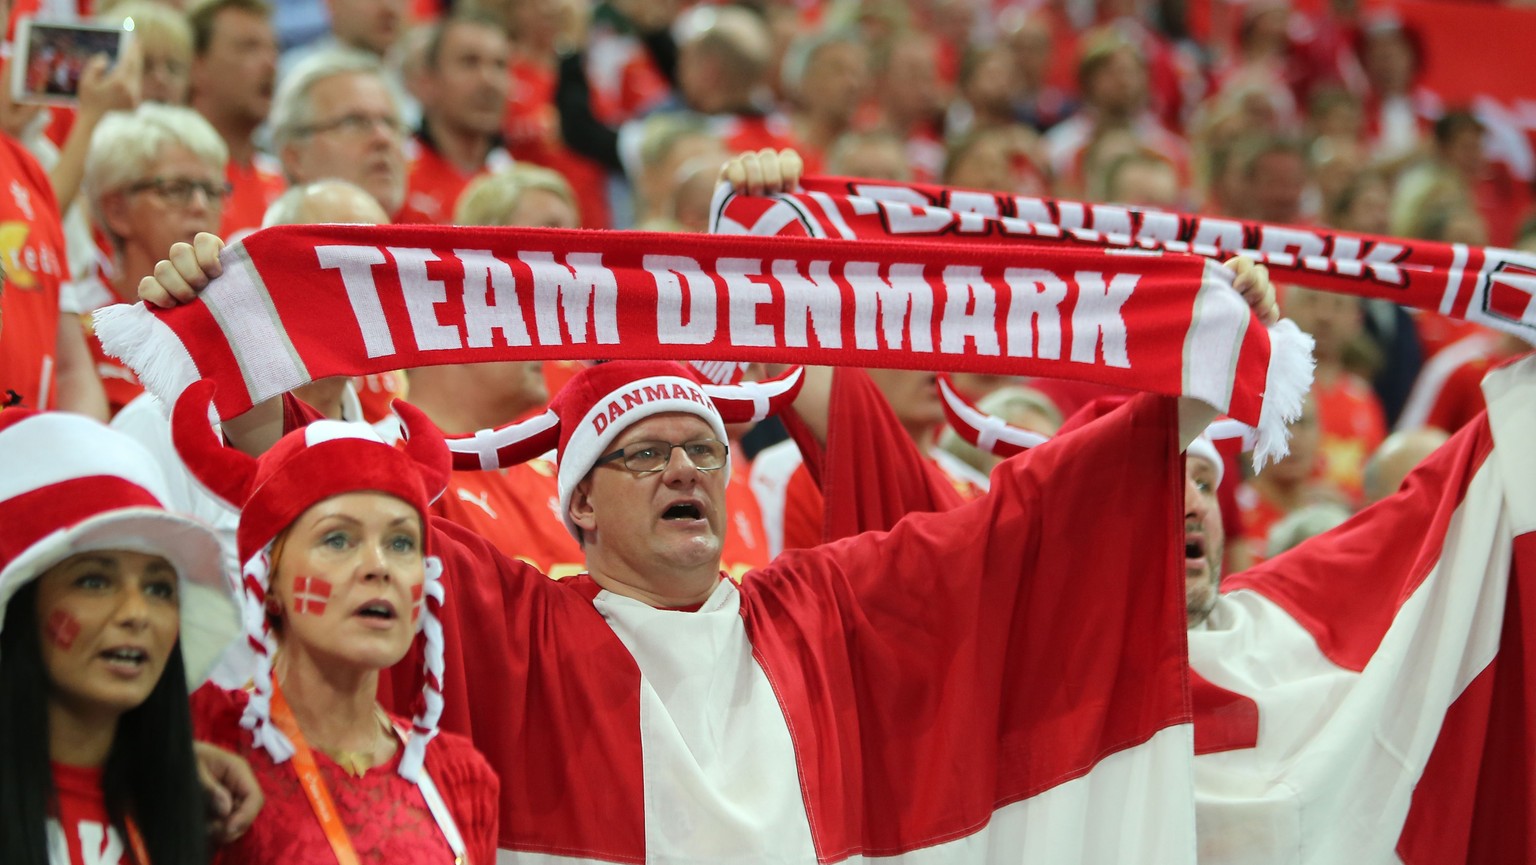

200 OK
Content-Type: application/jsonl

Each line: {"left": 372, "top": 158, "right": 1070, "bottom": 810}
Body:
{"left": 192, "top": 685, "right": 499, "bottom": 865}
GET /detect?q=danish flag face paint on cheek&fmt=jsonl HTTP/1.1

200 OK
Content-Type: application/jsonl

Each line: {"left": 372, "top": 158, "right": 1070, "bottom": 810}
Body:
{"left": 291, "top": 576, "right": 333, "bottom": 615}
{"left": 410, "top": 584, "right": 423, "bottom": 623}
{"left": 46, "top": 609, "right": 82, "bottom": 650}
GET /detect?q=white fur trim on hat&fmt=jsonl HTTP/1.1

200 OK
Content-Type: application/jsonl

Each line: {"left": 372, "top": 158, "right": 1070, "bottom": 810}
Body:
{"left": 1185, "top": 434, "right": 1225, "bottom": 487}
{"left": 556, "top": 375, "right": 730, "bottom": 538}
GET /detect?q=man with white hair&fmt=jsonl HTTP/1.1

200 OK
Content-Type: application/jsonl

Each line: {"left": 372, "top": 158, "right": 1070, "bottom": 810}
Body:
{"left": 268, "top": 48, "right": 409, "bottom": 221}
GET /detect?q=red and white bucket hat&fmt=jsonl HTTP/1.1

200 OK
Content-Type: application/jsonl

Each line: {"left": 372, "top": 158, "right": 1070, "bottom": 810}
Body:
{"left": 439, "top": 360, "right": 805, "bottom": 537}
{"left": 0, "top": 408, "right": 236, "bottom": 683}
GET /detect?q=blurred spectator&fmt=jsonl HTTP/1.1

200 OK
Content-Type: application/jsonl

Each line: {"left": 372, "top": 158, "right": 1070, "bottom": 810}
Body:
{"left": 1100, "top": 149, "right": 1181, "bottom": 209}
{"left": 628, "top": 113, "right": 727, "bottom": 229}
{"left": 670, "top": 6, "right": 788, "bottom": 131}
{"left": 1280, "top": 284, "right": 1386, "bottom": 505}
{"left": 999, "top": 6, "right": 1073, "bottom": 132}
{"left": 278, "top": 0, "right": 408, "bottom": 81}
{"left": 1357, "top": 11, "right": 1438, "bottom": 169}
{"left": 1045, "top": 29, "right": 1187, "bottom": 198}
{"left": 1265, "top": 501, "right": 1353, "bottom": 559}
{"left": 1239, "top": 135, "right": 1309, "bottom": 224}
{"left": 80, "top": 103, "right": 227, "bottom": 415}
{"left": 0, "top": 69, "right": 111, "bottom": 417}
{"left": 1328, "top": 170, "right": 1424, "bottom": 428}
{"left": 187, "top": 0, "right": 284, "bottom": 238}
{"left": 269, "top": 48, "right": 409, "bottom": 219}
{"left": 1400, "top": 329, "right": 1532, "bottom": 435}
{"left": 513, "top": 0, "right": 623, "bottom": 228}
{"left": 782, "top": 29, "right": 869, "bottom": 170}
{"left": 454, "top": 161, "right": 580, "bottom": 228}
{"left": 949, "top": 44, "right": 1018, "bottom": 136}
{"left": 864, "top": 29, "right": 947, "bottom": 182}
{"left": 825, "top": 129, "right": 910, "bottom": 181}
{"left": 1306, "top": 86, "right": 1364, "bottom": 145}
{"left": 1362, "top": 427, "right": 1449, "bottom": 506}
{"left": 1235, "top": 393, "right": 1328, "bottom": 566}
{"left": 399, "top": 11, "right": 513, "bottom": 224}
{"left": 1394, "top": 110, "right": 1529, "bottom": 248}
{"left": 943, "top": 124, "right": 1048, "bottom": 197}
{"left": 99, "top": 1, "right": 193, "bottom": 105}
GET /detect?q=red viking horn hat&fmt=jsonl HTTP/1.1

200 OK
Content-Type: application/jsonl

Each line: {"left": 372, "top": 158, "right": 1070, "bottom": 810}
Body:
{"left": 936, "top": 374, "right": 1051, "bottom": 458}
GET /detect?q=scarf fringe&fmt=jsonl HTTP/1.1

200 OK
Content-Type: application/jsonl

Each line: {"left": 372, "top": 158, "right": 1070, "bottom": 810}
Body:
{"left": 91, "top": 304, "right": 201, "bottom": 405}
{"left": 1252, "top": 319, "right": 1316, "bottom": 472}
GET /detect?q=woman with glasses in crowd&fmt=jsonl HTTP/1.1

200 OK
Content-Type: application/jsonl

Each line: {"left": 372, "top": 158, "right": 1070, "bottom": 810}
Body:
{"left": 78, "top": 102, "right": 230, "bottom": 416}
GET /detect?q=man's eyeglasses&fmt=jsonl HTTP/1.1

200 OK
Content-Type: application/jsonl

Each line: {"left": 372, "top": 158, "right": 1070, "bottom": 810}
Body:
{"left": 125, "top": 177, "right": 233, "bottom": 207}
{"left": 595, "top": 439, "right": 729, "bottom": 475}
{"left": 296, "top": 113, "right": 408, "bottom": 139}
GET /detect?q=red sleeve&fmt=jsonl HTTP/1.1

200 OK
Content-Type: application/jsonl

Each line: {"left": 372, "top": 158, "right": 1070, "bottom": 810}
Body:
{"left": 779, "top": 368, "right": 966, "bottom": 547}
{"left": 190, "top": 682, "right": 249, "bottom": 753}
{"left": 778, "top": 464, "right": 824, "bottom": 552}
{"left": 1426, "top": 362, "right": 1490, "bottom": 433}
{"left": 818, "top": 368, "right": 966, "bottom": 541}
{"left": 424, "top": 730, "right": 500, "bottom": 865}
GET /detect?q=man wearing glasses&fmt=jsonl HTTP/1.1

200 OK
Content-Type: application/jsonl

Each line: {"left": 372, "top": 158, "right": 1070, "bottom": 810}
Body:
{"left": 78, "top": 102, "right": 229, "bottom": 415}
{"left": 269, "top": 47, "right": 410, "bottom": 221}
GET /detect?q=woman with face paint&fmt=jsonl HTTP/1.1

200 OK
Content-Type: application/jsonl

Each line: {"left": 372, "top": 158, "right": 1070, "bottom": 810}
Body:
{"left": 170, "top": 381, "right": 499, "bottom": 865}
{"left": 0, "top": 408, "right": 237, "bottom": 865}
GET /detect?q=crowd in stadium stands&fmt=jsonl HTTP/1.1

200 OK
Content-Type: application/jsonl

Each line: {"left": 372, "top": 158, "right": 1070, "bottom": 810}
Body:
{"left": 3, "top": 0, "right": 1535, "bottom": 861}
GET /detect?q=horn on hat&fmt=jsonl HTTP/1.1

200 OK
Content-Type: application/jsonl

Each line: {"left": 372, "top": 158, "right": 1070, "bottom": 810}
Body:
{"left": 703, "top": 365, "right": 805, "bottom": 424}
{"left": 937, "top": 374, "right": 1050, "bottom": 457}
{"left": 442, "top": 408, "right": 561, "bottom": 472}
{"left": 171, "top": 379, "right": 260, "bottom": 508}
{"left": 391, "top": 400, "right": 453, "bottom": 504}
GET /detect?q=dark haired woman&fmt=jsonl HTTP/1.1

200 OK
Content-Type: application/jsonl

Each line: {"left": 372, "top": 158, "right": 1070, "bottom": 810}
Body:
{"left": 0, "top": 407, "right": 236, "bottom": 865}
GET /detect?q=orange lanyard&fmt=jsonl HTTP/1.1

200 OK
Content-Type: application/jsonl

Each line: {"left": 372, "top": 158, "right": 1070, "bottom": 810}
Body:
{"left": 269, "top": 685, "right": 364, "bottom": 865}
{"left": 267, "top": 684, "right": 467, "bottom": 865}
{"left": 124, "top": 818, "right": 150, "bottom": 865}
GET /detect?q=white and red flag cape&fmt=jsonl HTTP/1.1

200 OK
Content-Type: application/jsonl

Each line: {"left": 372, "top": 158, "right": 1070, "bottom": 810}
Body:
{"left": 1191, "top": 353, "right": 1536, "bottom": 864}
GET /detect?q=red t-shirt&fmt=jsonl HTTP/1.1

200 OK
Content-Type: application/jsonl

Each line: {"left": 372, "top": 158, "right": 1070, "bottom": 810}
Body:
{"left": 191, "top": 685, "right": 499, "bottom": 865}
{"left": 0, "top": 133, "right": 68, "bottom": 409}
{"left": 720, "top": 448, "right": 770, "bottom": 579}
{"left": 402, "top": 136, "right": 514, "bottom": 225}
{"left": 221, "top": 157, "right": 287, "bottom": 241}
{"left": 432, "top": 457, "right": 587, "bottom": 579}
{"left": 1312, "top": 371, "right": 1386, "bottom": 506}
{"left": 49, "top": 762, "right": 137, "bottom": 865}
{"left": 504, "top": 59, "right": 613, "bottom": 229}
{"left": 1235, "top": 482, "right": 1288, "bottom": 567}
{"left": 351, "top": 371, "right": 409, "bottom": 424}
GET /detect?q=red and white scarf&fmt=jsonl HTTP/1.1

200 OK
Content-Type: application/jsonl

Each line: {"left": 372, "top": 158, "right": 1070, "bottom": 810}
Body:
{"left": 713, "top": 176, "right": 1536, "bottom": 347}
{"left": 94, "top": 219, "right": 1311, "bottom": 463}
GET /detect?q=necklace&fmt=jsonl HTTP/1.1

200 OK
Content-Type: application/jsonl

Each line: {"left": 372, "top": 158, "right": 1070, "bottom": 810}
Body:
{"left": 313, "top": 708, "right": 395, "bottom": 778}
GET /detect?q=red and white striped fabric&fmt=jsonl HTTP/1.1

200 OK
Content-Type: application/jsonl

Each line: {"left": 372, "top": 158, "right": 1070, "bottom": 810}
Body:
{"left": 400, "top": 392, "right": 1199, "bottom": 864}
{"left": 1191, "top": 352, "right": 1536, "bottom": 865}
